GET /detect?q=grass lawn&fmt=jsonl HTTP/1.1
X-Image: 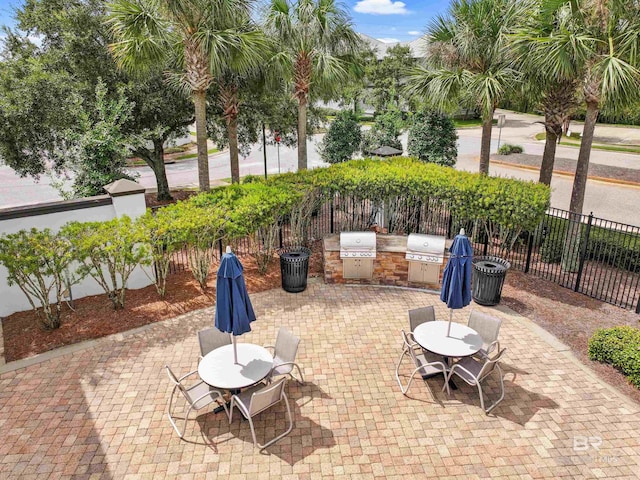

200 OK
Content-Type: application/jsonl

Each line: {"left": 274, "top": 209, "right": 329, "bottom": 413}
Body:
{"left": 176, "top": 147, "right": 220, "bottom": 160}
{"left": 534, "top": 132, "right": 640, "bottom": 154}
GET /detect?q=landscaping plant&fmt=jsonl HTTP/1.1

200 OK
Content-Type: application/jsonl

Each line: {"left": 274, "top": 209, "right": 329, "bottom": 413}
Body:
{"left": 407, "top": 111, "right": 458, "bottom": 166}
{"left": 63, "top": 216, "right": 151, "bottom": 309}
{"left": 589, "top": 326, "right": 640, "bottom": 388}
{"left": 497, "top": 144, "right": 524, "bottom": 155}
{"left": 318, "top": 110, "right": 362, "bottom": 164}
{"left": 360, "top": 110, "right": 403, "bottom": 155}
{"left": 0, "top": 228, "right": 78, "bottom": 329}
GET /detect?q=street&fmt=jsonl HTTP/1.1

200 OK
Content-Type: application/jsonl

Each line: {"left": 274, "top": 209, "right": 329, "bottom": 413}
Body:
{"left": 1, "top": 110, "right": 640, "bottom": 226}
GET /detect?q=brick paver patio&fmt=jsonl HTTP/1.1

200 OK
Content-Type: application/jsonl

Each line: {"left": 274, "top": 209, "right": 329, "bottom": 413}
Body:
{"left": 1, "top": 282, "right": 639, "bottom": 479}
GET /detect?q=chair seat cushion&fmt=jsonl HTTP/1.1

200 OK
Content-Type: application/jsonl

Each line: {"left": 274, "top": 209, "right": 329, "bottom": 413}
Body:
{"left": 184, "top": 382, "right": 220, "bottom": 410}
{"left": 451, "top": 357, "right": 484, "bottom": 383}
{"left": 414, "top": 351, "right": 446, "bottom": 377}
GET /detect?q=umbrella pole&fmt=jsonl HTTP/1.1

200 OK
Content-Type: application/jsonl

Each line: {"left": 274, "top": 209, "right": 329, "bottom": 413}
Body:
{"left": 447, "top": 310, "right": 453, "bottom": 337}
{"left": 231, "top": 334, "right": 238, "bottom": 364}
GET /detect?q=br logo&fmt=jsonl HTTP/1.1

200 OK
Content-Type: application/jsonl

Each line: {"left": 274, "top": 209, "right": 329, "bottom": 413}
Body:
{"left": 573, "top": 436, "right": 602, "bottom": 452}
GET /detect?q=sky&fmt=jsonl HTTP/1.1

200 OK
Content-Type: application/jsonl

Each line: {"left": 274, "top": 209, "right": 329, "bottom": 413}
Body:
{"left": 0, "top": 0, "right": 449, "bottom": 43}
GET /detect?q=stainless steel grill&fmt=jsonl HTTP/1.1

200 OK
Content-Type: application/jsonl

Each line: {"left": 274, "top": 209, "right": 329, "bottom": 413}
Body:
{"left": 340, "top": 231, "right": 377, "bottom": 259}
{"left": 405, "top": 234, "right": 446, "bottom": 263}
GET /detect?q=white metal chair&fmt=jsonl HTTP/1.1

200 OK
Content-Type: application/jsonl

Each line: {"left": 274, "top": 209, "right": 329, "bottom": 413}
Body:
{"left": 408, "top": 306, "right": 436, "bottom": 332}
{"left": 265, "top": 327, "right": 304, "bottom": 384}
{"left": 395, "top": 330, "right": 450, "bottom": 396}
{"left": 468, "top": 311, "right": 502, "bottom": 359}
{"left": 443, "top": 348, "right": 507, "bottom": 414}
{"left": 165, "top": 365, "right": 228, "bottom": 438}
{"left": 197, "top": 327, "right": 231, "bottom": 359}
{"left": 229, "top": 377, "right": 293, "bottom": 450}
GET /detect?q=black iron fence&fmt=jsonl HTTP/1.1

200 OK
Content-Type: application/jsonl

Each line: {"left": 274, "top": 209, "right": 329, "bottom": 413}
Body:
{"left": 160, "top": 197, "right": 640, "bottom": 313}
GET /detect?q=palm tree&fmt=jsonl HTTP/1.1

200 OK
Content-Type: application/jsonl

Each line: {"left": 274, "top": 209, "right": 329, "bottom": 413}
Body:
{"left": 406, "top": 0, "right": 529, "bottom": 175}
{"left": 106, "top": 0, "right": 267, "bottom": 191}
{"left": 264, "top": 0, "right": 361, "bottom": 171}
{"left": 511, "top": 8, "right": 583, "bottom": 185}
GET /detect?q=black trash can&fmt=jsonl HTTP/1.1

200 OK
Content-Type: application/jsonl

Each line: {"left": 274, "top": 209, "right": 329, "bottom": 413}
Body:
{"left": 278, "top": 247, "right": 312, "bottom": 293}
{"left": 472, "top": 256, "right": 511, "bottom": 306}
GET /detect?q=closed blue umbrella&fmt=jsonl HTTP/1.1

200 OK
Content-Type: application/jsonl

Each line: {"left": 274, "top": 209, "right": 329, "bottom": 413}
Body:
{"left": 215, "top": 247, "right": 256, "bottom": 364}
{"left": 440, "top": 229, "right": 473, "bottom": 336}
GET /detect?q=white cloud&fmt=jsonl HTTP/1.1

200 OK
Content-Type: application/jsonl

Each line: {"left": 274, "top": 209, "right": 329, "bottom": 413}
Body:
{"left": 377, "top": 37, "right": 400, "bottom": 43}
{"left": 354, "top": 0, "right": 409, "bottom": 15}
{"left": 408, "top": 30, "right": 421, "bottom": 36}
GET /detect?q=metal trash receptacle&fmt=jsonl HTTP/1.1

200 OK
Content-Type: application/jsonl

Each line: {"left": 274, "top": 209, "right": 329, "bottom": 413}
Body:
{"left": 279, "top": 247, "right": 312, "bottom": 293}
{"left": 472, "top": 256, "right": 511, "bottom": 306}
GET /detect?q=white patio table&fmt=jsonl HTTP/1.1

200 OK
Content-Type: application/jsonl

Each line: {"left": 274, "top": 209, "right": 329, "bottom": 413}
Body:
{"left": 413, "top": 321, "right": 483, "bottom": 390}
{"left": 198, "top": 343, "right": 273, "bottom": 391}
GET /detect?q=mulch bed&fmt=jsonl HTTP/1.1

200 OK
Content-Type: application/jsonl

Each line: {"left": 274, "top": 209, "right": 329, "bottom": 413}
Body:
{"left": 502, "top": 270, "right": 640, "bottom": 404}
{"left": 2, "top": 250, "right": 324, "bottom": 363}
{"left": 145, "top": 190, "right": 199, "bottom": 209}
{"left": 492, "top": 153, "right": 640, "bottom": 184}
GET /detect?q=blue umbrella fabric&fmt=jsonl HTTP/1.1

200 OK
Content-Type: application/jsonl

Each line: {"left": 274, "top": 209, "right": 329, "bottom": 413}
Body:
{"left": 440, "top": 229, "right": 473, "bottom": 336}
{"left": 215, "top": 247, "right": 256, "bottom": 363}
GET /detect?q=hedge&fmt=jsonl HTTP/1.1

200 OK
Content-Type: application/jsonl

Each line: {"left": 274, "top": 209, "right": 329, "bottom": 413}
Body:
{"left": 589, "top": 326, "right": 640, "bottom": 388}
{"left": 539, "top": 214, "right": 640, "bottom": 272}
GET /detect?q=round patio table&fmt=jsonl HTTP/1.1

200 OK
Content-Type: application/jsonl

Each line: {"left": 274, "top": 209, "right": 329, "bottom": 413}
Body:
{"left": 198, "top": 343, "right": 273, "bottom": 391}
{"left": 413, "top": 321, "right": 483, "bottom": 358}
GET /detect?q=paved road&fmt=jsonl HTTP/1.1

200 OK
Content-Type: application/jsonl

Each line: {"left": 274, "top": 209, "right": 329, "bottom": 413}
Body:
{"left": 2, "top": 115, "right": 640, "bottom": 225}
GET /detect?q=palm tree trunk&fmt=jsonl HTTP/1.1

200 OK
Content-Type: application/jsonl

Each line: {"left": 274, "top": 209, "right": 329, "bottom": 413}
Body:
{"left": 569, "top": 101, "right": 598, "bottom": 214}
{"left": 479, "top": 111, "right": 494, "bottom": 175}
{"left": 539, "top": 131, "right": 558, "bottom": 185}
{"left": 228, "top": 115, "right": 240, "bottom": 183}
{"left": 193, "top": 89, "right": 210, "bottom": 191}
{"left": 297, "top": 101, "right": 307, "bottom": 171}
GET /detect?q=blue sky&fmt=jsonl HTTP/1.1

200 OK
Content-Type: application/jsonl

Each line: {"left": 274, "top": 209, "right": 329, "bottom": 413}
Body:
{"left": 0, "top": 0, "right": 449, "bottom": 42}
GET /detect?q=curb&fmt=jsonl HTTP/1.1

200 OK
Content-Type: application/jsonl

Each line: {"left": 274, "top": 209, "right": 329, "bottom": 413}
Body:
{"left": 488, "top": 158, "right": 640, "bottom": 188}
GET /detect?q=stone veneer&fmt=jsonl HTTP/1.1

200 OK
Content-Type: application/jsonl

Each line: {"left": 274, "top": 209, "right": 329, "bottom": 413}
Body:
{"left": 323, "top": 233, "right": 451, "bottom": 289}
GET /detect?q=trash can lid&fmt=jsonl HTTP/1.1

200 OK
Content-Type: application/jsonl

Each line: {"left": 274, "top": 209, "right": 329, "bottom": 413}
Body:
{"left": 475, "top": 260, "right": 507, "bottom": 272}
{"left": 279, "top": 247, "right": 311, "bottom": 259}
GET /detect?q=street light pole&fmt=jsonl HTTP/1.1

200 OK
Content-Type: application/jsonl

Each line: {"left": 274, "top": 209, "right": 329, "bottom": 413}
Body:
{"left": 262, "top": 122, "right": 268, "bottom": 179}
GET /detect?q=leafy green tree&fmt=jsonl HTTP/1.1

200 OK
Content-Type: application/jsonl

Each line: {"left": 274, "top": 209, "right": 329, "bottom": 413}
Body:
{"left": 2, "top": 0, "right": 194, "bottom": 201}
{"left": 367, "top": 44, "right": 416, "bottom": 112}
{"left": 360, "top": 110, "right": 403, "bottom": 155}
{"left": 318, "top": 110, "right": 362, "bottom": 163}
{"left": 107, "top": 0, "right": 268, "bottom": 191}
{"left": 337, "top": 46, "right": 377, "bottom": 113}
{"left": 265, "top": 0, "right": 362, "bottom": 171}
{"left": 406, "top": 0, "right": 528, "bottom": 174}
{"left": 407, "top": 111, "right": 458, "bottom": 166}
{"left": 57, "top": 81, "right": 136, "bottom": 198}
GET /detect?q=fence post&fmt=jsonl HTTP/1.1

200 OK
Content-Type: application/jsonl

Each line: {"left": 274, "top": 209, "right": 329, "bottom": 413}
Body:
{"left": 574, "top": 212, "right": 593, "bottom": 292}
{"left": 330, "top": 200, "right": 335, "bottom": 234}
{"left": 446, "top": 215, "right": 453, "bottom": 238}
{"left": 218, "top": 239, "right": 223, "bottom": 257}
{"left": 636, "top": 296, "right": 640, "bottom": 314}
{"left": 524, "top": 231, "right": 534, "bottom": 273}
{"left": 279, "top": 226, "right": 284, "bottom": 248}
{"left": 483, "top": 227, "right": 489, "bottom": 256}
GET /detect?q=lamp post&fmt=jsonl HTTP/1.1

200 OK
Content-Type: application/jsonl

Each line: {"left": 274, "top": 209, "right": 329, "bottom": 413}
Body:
{"left": 262, "top": 122, "right": 268, "bottom": 179}
{"left": 275, "top": 132, "right": 281, "bottom": 173}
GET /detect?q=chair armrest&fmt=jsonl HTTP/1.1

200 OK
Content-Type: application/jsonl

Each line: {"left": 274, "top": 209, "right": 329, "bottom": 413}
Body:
{"left": 178, "top": 370, "right": 199, "bottom": 382}
{"left": 486, "top": 340, "right": 500, "bottom": 356}
{"left": 264, "top": 345, "right": 275, "bottom": 352}
{"left": 447, "top": 362, "right": 477, "bottom": 382}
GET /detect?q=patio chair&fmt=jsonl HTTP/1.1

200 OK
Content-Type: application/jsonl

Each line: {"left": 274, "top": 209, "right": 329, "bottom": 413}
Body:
{"left": 468, "top": 311, "right": 502, "bottom": 359}
{"left": 197, "top": 327, "right": 231, "bottom": 359}
{"left": 165, "top": 365, "right": 228, "bottom": 438}
{"left": 443, "top": 348, "right": 507, "bottom": 414}
{"left": 395, "top": 330, "right": 450, "bottom": 396}
{"left": 408, "top": 306, "right": 436, "bottom": 332}
{"left": 229, "top": 377, "right": 293, "bottom": 450}
{"left": 265, "top": 327, "right": 304, "bottom": 385}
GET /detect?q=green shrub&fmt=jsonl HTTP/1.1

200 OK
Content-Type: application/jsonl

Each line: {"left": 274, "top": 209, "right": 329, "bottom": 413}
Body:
{"left": 360, "top": 110, "right": 403, "bottom": 155}
{"left": 318, "top": 110, "right": 362, "bottom": 164}
{"left": 589, "top": 326, "right": 640, "bottom": 388}
{"left": 497, "top": 144, "right": 524, "bottom": 155}
{"left": 63, "top": 216, "right": 150, "bottom": 309}
{"left": 407, "top": 111, "right": 458, "bottom": 166}
{"left": 0, "top": 228, "right": 78, "bottom": 329}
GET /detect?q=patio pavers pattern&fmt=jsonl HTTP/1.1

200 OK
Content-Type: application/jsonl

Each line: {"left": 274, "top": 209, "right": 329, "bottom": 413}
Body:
{"left": 1, "top": 282, "right": 639, "bottom": 479}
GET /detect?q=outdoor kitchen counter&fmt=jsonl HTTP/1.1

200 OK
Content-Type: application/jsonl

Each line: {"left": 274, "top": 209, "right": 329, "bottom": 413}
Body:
{"left": 323, "top": 234, "right": 453, "bottom": 253}
{"left": 323, "top": 234, "right": 452, "bottom": 288}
